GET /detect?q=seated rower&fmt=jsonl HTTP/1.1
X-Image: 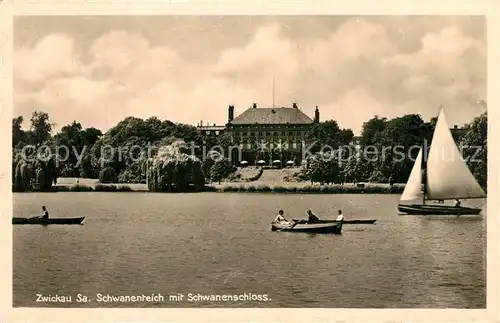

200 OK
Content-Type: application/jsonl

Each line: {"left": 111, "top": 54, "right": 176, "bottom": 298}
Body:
{"left": 336, "top": 210, "right": 344, "bottom": 221}
{"left": 306, "top": 209, "right": 319, "bottom": 223}
{"left": 41, "top": 206, "right": 49, "bottom": 221}
{"left": 30, "top": 206, "right": 49, "bottom": 221}
{"left": 274, "top": 210, "right": 288, "bottom": 223}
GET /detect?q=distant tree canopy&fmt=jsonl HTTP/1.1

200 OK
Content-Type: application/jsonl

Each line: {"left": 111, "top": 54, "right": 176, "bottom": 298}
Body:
{"left": 370, "top": 114, "right": 433, "bottom": 183}
{"left": 12, "top": 116, "right": 26, "bottom": 148}
{"left": 352, "top": 113, "right": 435, "bottom": 183}
{"left": 30, "top": 111, "right": 53, "bottom": 145}
{"left": 13, "top": 110, "right": 55, "bottom": 148}
{"left": 299, "top": 110, "right": 487, "bottom": 187}
{"left": 90, "top": 116, "right": 204, "bottom": 184}
{"left": 300, "top": 151, "right": 343, "bottom": 184}
{"left": 306, "top": 120, "right": 354, "bottom": 153}
{"left": 210, "top": 157, "right": 237, "bottom": 183}
{"left": 12, "top": 111, "right": 58, "bottom": 191}
{"left": 359, "top": 116, "right": 387, "bottom": 147}
{"left": 460, "top": 112, "right": 487, "bottom": 189}
{"left": 54, "top": 121, "right": 103, "bottom": 178}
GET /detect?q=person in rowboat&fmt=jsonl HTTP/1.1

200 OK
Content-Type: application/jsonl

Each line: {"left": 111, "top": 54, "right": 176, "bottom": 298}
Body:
{"left": 30, "top": 206, "right": 49, "bottom": 221}
{"left": 336, "top": 210, "right": 344, "bottom": 221}
{"left": 274, "top": 210, "right": 288, "bottom": 223}
{"left": 41, "top": 206, "right": 49, "bottom": 221}
{"left": 306, "top": 209, "right": 319, "bottom": 223}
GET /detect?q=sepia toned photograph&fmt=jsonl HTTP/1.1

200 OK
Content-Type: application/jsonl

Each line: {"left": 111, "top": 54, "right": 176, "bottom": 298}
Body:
{"left": 10, "top": 14, "right": 488, "bottom": 311}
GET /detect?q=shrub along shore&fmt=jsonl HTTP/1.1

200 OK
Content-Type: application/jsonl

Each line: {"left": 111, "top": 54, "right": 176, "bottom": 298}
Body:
{"left": 214, "top": 183, "right": 404, "bottom": 194}
{"left": 13, "top": 182, "right": 405, "bottom": 194}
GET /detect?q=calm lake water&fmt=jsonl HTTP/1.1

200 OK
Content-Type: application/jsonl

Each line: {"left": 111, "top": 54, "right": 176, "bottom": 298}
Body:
{"left": 13, "top": 193, "right": 486, "bottom": 308}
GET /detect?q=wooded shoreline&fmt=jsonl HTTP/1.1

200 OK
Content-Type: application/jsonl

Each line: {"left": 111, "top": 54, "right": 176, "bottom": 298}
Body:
{"left": 13, "top": 110, "right": 487, "bottom": 194}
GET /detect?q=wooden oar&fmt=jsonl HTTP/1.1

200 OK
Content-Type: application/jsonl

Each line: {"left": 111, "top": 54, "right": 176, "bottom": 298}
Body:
{"left": 278, "top": 219, "right": 301, "bottom": 231}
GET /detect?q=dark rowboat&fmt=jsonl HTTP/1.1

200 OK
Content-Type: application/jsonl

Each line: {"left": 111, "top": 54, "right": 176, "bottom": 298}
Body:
{"left": 271, "top": 220, "right": 342, "bottom": 234}
{"left": 292, "top": 219, "right": 376, "bottom": 224}
{"left": 398, "top": 204, "right": 481, "bottom": 215}
{"left": 13, "top": 217, "right": 85, "bottom": 225}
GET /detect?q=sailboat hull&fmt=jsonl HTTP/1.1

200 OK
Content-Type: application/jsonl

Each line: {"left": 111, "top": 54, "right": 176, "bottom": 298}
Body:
{"left": 398, "top": 204, "right": 482, "bottom": 215}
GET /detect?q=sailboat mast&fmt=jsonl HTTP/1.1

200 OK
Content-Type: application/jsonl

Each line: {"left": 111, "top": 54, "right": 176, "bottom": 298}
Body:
{"left": 421, "top": 144, "right": 426, "bottom": 205}
{"left": 272, "top": 77, "right": 275, "bottom": 108}
{"left": 421, "top": 105, "right": 442, "bottom": 205}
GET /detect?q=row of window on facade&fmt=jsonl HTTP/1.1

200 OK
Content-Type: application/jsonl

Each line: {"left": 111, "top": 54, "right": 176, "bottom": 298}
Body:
{"left": 200, "top": 131, "right": 308, "bottom": 137}
{"left": 231, "top": 131, "right": 307, "bottom": 137}
{"left": 222, "top": 142, "right": 306, "bottom": 149}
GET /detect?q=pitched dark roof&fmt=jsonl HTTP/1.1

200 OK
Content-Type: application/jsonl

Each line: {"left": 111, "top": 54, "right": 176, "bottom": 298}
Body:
{"left": 230, "top": 107, "right": 314, "bottom": 125}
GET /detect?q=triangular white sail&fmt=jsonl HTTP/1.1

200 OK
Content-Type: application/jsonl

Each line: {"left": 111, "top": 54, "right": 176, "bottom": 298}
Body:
{"left": 426, "top": 108, "right": 486, "bottom": 200}
{"left": 400, "top": 148, "right": 423, "bottom": 202}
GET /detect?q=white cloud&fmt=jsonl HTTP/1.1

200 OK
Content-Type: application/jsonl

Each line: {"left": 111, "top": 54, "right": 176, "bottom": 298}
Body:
{"left": 320, "top": 88, "right": 391, "bottom": 134}
{"left": 323, "top": 18, "right": 396, "bottom": 61}
{"left": 15, "top": 33, "right": 82, "bottom": 82}
{"left": 34, "top": 77, "right": 113, "bottom": 107}
{"left": 402, "top": 75, "right": 431, "bottom": 94}
{"left": 88, "top": 30, "right": 186, "bottom": 89}
{"left": 90, "top": 30, "right": 150, "bottom": 73}
{"left": 387, "top": 25, "right": 485, "bottom": 95}
{"left": 213, "top": 23, "right": 301, "bottom": 97}
{"left": 14, "top": 18, "right": 486, "bottom": 135}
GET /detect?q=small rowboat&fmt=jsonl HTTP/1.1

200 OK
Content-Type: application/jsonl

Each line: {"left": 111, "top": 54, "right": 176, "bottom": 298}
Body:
{"left": 271, "top": 220, "right": 342, "bottom": 234}
{"left": 12, "top": 217, "right": 85, "bottom": 225}
{"left": 291, "top": 219, "right": 376, "bottom": 224}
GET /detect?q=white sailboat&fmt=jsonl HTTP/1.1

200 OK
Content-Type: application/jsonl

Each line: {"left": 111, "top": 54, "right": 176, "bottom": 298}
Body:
{"left": 398, "top": 107, "right": 486, "bottom": 215}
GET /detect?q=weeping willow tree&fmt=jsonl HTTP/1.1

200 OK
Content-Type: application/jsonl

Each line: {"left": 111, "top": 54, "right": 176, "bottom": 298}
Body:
{"left": 13, "top": 158, "right": 33, "bottom": 191}
{"left": 33, "top": 156, "right": 58, "bottom": 190}
{"left": 147, "top": 140, "right": 205, "bottom": 192}
{"left": 12, "top": 149, "right": 58, "bottom": 191}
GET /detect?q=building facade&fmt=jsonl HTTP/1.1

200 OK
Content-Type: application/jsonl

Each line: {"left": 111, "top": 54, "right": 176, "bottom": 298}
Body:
{"left": 197, "top": 103, "right": 319, "bottom": 165}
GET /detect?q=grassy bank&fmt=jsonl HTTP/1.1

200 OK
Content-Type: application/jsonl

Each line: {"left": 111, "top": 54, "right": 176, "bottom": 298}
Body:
{"left": 13, "top": 177, "right": 405, "bottom": 194}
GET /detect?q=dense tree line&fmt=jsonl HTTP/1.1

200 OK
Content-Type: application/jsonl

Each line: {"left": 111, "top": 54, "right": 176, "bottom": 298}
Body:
{"left": 460, "top": 112, "right": 487, "bottom": 189}
{"left": 299, "top": 111, "right": 487, "bottom": 189}
{"left": 306, "top": 120, "right": 354, "bottom": 152}
{"left": 12, "top": 112, "right": 211, "bottom": 190}
{"left": 12, "top": 108, "right": 487, "bottom": 191}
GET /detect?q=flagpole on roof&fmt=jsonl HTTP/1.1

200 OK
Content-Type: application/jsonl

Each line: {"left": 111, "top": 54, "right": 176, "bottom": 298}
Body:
{"left": 272, "top": 76, "right": 275, "bottom": 108}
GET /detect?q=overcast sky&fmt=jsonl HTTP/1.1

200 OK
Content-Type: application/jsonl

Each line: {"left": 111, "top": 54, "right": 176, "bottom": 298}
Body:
{"left": 14, "top": 16, "right": 486, "bottom": 135}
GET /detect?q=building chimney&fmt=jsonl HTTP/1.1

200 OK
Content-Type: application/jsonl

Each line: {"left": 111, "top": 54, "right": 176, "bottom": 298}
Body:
{"left": 314, "top": 106, "right": 320, "bottom": 123}
{"left": 252, "top": 103, "right": 257, "bottom": 109}
{"left": 228, "top": 105, "right": 234, "bottom": 123}
{"left": 292, "top": 103, "right": 298, "bottom": 109}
